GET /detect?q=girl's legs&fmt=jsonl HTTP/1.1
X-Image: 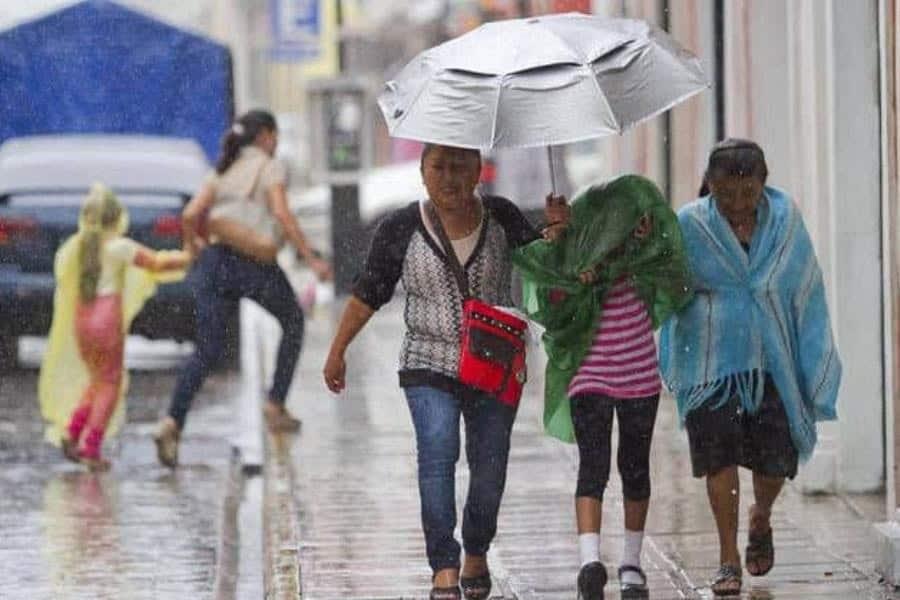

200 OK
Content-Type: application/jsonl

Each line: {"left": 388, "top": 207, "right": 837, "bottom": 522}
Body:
{"left": 571, "top": 394, "right": 615, "bottom": 599}
{"left": 571, "top": 395, "right": 615, "bottom": 561}
{"left": 66, "top": 387, "right": 94, "bottom": 442}
{"left": 614, "top": 395, "right": 660, "bottom": 587}
{"left": 74, "top": 296, "right": 124, "bottom": 469}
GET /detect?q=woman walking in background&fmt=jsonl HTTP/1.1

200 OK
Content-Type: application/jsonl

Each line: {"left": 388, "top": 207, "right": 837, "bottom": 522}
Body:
{"left": 154, "top": 109, "right": 332, "bottom": 468}
{"left": 40, "top": 184, "right": 192, "bottom": 471}
{"left": 660, "top": 139, "right": 841, "bottom": 596}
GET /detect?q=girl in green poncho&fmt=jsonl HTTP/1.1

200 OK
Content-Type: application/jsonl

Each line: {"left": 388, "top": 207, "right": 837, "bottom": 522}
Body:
{"left": 513, "top": 175, "right": 692, "bottom": 600}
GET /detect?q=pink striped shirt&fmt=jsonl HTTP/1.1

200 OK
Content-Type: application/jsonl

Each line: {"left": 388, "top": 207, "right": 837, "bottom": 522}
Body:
{"left": 567, "top": 280, "right": 661, "bottom": 399}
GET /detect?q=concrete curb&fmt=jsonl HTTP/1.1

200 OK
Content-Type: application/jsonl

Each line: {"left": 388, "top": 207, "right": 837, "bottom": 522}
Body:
{"left": 263, "top": 430, "right": 302, "bottom": 599}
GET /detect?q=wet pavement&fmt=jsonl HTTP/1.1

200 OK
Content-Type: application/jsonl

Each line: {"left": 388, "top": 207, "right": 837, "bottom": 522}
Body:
{"left": 283, "top": 302, "right": 899, "bottom": 599}
{"left": 0, "top": 356, "right": 263, "bottom": 599}
{"left": 3, "top": 300, "right": 897, "bottom": 599}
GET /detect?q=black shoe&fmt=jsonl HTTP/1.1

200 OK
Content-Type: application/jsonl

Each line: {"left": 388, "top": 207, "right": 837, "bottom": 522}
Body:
{"left": 577, "top": 561, "right": 608, "bottom": 600}
{"left": 619, "top": 565, "right": 649, "bottom": 598}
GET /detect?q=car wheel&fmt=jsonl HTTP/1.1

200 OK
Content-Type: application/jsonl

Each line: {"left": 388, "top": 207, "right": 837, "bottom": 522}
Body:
{"left": 0, "top": 335, "right": 18, "bottom": 372}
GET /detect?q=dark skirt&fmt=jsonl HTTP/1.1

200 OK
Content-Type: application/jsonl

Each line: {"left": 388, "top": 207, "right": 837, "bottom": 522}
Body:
{"left": 685, "top": 374, "right": 798, "bottom": 480}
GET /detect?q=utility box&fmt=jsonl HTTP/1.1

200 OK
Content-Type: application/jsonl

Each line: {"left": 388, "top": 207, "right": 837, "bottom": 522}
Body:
{"left": 307, "top": 78, "right": 373, "bottom": 294}
{"left": 307, "top": 78, "right": 373, "bottom": 185}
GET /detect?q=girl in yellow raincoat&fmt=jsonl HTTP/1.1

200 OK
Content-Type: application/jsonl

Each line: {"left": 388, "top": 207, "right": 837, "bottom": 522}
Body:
{"left": 39, "top": 184, "right": 192, "bottom": 471}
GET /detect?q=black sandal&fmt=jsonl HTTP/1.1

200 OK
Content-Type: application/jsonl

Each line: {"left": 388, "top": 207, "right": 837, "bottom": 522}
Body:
{"left": 618, "top": 565, "right": 649, "bottom": 598}
{"left": 746, "top": 526, "right": 775, "bottom": 576}
{"left": 460, "top": 573, "right": 491, "bottom": 600}
{"left": 711, "top": 564, "right": 742, "bottom": 597}
{"left": 430, "top": 586, "right": 461, "bottom": 600}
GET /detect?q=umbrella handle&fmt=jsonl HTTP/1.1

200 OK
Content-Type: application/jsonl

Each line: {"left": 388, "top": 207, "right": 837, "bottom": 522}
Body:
{"left": 547, "top": 145, "right": 557, "bottom": 196}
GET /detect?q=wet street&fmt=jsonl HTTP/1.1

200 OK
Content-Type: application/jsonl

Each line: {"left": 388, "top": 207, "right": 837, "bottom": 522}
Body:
{"left": 287, "top": 304, "right": 900, "bottom": 599}
{"left": 2, "top": 302, "right": 899, "bottom": 599}
{"left": 0, "top": 344, "right": 263, "bottom": 599}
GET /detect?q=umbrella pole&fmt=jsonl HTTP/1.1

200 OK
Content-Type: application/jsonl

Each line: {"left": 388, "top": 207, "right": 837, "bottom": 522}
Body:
{"left": 546, "top": 145, "right": 557, "bottom": 196}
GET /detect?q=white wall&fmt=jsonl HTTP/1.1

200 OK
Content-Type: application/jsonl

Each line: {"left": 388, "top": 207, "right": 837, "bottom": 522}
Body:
{"left": 723, "top": 0, "right": 884, "bottom": 493}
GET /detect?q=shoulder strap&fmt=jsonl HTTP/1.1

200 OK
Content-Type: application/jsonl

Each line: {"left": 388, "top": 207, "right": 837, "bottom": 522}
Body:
{"left": 425, "top": 201, "right": 470, "bottom": 299}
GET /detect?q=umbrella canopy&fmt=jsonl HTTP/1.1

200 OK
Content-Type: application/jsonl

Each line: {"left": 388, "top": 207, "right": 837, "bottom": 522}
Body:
{"left": 378, "top": 13, "right": 708, "bottom": 150}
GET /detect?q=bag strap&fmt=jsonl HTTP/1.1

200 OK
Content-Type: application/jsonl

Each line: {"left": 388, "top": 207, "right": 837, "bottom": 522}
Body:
{"left": 425, "top": 201, "right": 470, "bottom": 299}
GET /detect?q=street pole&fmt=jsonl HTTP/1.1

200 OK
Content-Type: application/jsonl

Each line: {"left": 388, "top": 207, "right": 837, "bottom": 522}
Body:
{"left": 329, "top": 0, "right": 363, "bottom": 295}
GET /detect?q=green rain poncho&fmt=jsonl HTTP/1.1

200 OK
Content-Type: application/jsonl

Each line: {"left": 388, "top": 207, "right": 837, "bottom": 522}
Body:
{"left": 512, "top": 175, "right": 693, "bottom": 443}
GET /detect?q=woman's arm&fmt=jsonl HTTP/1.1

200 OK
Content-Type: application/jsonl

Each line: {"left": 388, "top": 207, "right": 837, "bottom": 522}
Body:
{"left": 132, "top": 245, "right": 193, "bottom": 273}
{"left": 267, "top": 183, "right": 333, "bottom": 281}
{"left": 323, "top": 296, "right": 375, "bottom": 393}
{"left": 181, "top": 183, "right": 215, "bottom": 255}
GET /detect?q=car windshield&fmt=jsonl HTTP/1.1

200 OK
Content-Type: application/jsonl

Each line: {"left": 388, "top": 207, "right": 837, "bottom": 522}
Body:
{"left": 6, "top": 191, "right": 184, "bottom": 208}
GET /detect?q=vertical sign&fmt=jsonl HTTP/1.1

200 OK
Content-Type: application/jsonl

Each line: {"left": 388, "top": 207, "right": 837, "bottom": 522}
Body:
{"left": 270, "top": 0, "right": 321, "bottom": 61}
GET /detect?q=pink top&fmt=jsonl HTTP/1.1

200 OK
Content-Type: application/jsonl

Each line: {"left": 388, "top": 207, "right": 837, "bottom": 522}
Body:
{"left": 567, "top": 280, "right": 661, "bottom": 399}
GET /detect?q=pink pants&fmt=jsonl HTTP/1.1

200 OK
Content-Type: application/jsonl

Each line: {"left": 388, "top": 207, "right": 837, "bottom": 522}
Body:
{"left": 67, "top": 295, "right": 124, "bottom": 448}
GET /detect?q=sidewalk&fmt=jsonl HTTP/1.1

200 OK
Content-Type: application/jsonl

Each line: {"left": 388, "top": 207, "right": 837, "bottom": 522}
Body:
{"left": 0, "top": 367, "right": 263, "bottom": 599}
{"left": 278, "top": 302, "right": 896, "bottom": 599}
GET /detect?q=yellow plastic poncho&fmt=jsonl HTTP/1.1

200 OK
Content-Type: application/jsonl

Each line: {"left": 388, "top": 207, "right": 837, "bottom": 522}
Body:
{"left": 39, "top": 193, "right": 186, "bottom": 445}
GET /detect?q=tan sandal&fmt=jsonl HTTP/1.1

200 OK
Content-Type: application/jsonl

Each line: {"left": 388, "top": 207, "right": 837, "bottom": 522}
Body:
{"left": 154, "top": 418, "right": 180, "bottom": 469}
{"left": 264, "top": 402, "right": 301, "bottom": 433}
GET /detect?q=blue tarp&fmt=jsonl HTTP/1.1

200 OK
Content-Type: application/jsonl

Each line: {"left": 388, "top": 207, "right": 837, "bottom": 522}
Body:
{"left": 0, "top": 0, "right": 233, "bottom": 161}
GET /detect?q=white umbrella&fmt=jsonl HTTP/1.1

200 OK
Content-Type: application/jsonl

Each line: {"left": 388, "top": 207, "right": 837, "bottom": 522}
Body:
{"left": 378, "top": 12, "right": 708, "bottom": 189}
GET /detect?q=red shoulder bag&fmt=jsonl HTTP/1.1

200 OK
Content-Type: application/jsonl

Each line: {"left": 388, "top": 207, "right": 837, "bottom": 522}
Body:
{"left": 427, "top": 203, "right": 527, "bottom": 407}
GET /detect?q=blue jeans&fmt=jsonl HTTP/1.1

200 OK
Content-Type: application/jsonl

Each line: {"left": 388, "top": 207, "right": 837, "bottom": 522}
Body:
{"left": 168, "top": 245, "right": 304, "bottom": 430}
{"left": 404, "top": 386, "right": 517, "bottom": 574}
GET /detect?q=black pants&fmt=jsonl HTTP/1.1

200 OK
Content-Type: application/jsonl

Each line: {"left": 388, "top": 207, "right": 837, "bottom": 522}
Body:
{"left": 571, "top": 394, "right": 660, "bottom": 502}
{"left": 168, "top": 245, "right": 304, "bottom": 430}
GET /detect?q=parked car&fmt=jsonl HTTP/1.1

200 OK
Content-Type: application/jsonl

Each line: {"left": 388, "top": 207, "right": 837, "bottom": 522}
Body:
{"left": 0, "top": 134, "right": 239, "bottom": 370}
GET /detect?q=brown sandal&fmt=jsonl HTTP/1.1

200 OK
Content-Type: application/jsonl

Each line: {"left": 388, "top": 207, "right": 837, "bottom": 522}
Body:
{"left": 746, "top": 526, "right": 775, "bottom": 576}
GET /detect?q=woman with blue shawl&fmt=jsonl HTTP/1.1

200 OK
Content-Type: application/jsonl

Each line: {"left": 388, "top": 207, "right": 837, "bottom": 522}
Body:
{"left": 659, "top": 139, "right": 841, "bottom": 596}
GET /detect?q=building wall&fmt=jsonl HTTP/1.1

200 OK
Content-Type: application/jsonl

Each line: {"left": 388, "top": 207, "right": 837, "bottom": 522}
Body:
{"left": 594, "top": 0, "right": 888, "bottom": 494}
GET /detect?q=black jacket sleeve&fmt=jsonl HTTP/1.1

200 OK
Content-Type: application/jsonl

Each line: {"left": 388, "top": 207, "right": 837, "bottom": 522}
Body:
{"left": 352, "top": 203, "right": 419, "bottom": 310}
{"left": 484, "top": 195, "right": 541, "bottom": 249}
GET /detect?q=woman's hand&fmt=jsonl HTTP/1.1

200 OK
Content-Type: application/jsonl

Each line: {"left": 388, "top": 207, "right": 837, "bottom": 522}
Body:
{"left": 633, "top": 213, "right": 652, "bottom": 239}
{"left": 323, "top": 350, "right": 347, "bottom": 393}
{"left": 578, "top": 269, "right": 598, "bottom": 285}
{"left": 306, "top": 255, "right": 333, "bottom": 282}
{"left": 543, "top": 194, "right": 570, "bottom": 241}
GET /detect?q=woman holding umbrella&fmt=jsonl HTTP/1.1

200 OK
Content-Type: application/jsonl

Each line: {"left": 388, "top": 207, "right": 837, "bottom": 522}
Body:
{"left": 324, "top": 143, "right": 568, "bottom": 599}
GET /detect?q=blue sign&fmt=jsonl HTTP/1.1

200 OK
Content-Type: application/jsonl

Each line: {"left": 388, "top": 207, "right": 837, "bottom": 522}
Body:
{"left": 270, "top": 0, "right": 321, "bottom": 61}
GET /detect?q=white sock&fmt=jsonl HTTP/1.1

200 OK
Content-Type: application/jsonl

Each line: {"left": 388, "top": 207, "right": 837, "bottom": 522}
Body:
{"left": 621, "top": 529, "right": 645, "bottom": 585}
{"left": 578, "top": 533, "right": 601, "bottom": 567}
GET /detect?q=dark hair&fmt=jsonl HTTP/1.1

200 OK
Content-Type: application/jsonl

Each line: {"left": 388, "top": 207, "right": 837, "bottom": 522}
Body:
{"left": 698, "top": 138, "right": 769, "bottom": 196}
{"left": 215, "top": 109, "right": 278, "bottom": 174}
{"left": 419, "top": 143, "right": 481, "bottom": 170}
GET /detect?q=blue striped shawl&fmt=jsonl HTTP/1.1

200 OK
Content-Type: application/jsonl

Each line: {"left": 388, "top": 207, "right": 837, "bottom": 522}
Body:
{"left": 659, "top": 187, "right": 841, "bottom": 460}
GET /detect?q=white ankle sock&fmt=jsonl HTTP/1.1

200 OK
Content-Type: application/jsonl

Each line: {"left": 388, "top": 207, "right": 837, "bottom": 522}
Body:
{"left": 620, "top": 529, "right": 645, "bottom": 585}
{"left": 578, "top": 533, "right": 601, "bottom": 567}
{"left": 622, "top": 529, "right": 644, "bottom": 567}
